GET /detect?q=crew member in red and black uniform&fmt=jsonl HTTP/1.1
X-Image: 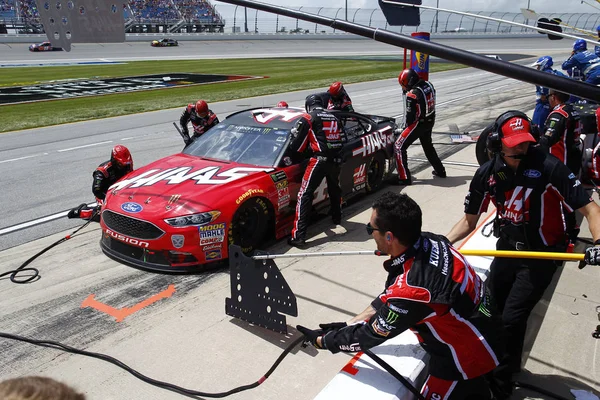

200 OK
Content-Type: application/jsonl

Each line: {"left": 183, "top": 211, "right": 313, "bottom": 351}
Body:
{"left": 298, "top": 192, "right": 504, "bottom": 399}
{"left": 395, "top": 69, "right": 446, "bottom": 185}
{"left": 68, "top": 145, "right": 133, "bottom": 221}
{"left": 179, "top": 100, "right": 219, "bottom": 145}
{"left": 446, "top": 111, "right": 600, "bottom": 398}
{"left": 540, "top": 90, "right": 582, "bottom": 175}
{"left": 326, "top": 81, "right": 354, "bottom": 112}
{"left": 288, "top": 94, "right": 346, "bottom": 248}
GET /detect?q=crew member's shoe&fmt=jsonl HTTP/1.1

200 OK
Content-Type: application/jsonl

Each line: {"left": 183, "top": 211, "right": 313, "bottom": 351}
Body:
{"left": 432, "top": 170, "right": 447, "bottom": 178}
{"left": 288, "top": 237, "right": 307, "bottom": 248}
{"left": 67, "top": 203, "right": 88, "bottom": 219}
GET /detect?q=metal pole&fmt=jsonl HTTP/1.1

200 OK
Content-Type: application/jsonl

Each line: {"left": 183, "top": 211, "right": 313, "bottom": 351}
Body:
{"left": 345, "top": 0, "right": 348, "bottom": 21}
{"left": 252, "top": 249, "right": 585, "bottom": 262}
{"left": 244, "top": 6, "right": 248, "bottom": 32}
{"left": 213, "top": 0, "right": 600, "bottom": 102}
{"left": 435, "top": 0, "right": 439, "bottom": 33}
{"left": 525, "top": 0, "right": 531, "bottom": 27}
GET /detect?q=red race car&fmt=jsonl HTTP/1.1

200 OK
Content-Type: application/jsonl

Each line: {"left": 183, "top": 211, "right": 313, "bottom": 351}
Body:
{"left": 29, "top": 41, "right": 63, "bottom": 51}
{"left": 100, "top": 107, "right": 398, "bottom": 271}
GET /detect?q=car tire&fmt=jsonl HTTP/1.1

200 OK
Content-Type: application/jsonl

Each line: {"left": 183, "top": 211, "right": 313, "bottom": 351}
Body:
{"left": 366, "top": 152, "right": 385, "bottom": 192}
{"left": 476, "top": 124, "right": 494, "bottom": 166}
{"left": 229, "top": 197, "right": 270, "bottom": 254}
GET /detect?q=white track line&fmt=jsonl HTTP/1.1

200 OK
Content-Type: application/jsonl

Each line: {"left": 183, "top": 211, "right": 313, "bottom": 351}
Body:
{"left": 0, "top": 202, "right": 97, "bottom": 236}
{"left": 57, "top": 140, "right": 113, "bottom": 152}
{"left": 0, "top": 153, "right": 48, "bottom": 164}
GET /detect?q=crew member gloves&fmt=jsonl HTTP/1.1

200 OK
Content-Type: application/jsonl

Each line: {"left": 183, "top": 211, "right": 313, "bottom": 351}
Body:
{"left": 296, "top": 325, "right": 325, "bottom": 349}
{"left": 584, "top": 245, "right": 600, "bottom": 265}
{"left": 319, "top": 322, "right": 347, "bottom": 332}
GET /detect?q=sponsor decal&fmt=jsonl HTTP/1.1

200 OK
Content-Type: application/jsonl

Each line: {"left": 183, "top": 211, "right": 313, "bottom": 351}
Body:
{"left": 252, "top": 109, "right": 305, "bottom": 124}
{"left": 110, "top": 167, "right": 273, "bottom": 190}
{"left": 121, "top": 202, "right": 143, "bottom": 213}
{"left": 385, "top": 309, "right": 399, "bottom": 324}
{"left": 339, "top": 343, "right": 361, "bottom": 352}
{"left": 429, "top": 241, "right": 440, "bottom": 268}
{"left": 270, "top": 171, "right": 287, "bottom": 182}
{"left": 391, "top": 254, "right": 406, "bottom": 267}
{"left": 352, "top": 127, "right": 394, "bottom": 157}
{"left": 496, "top": 171, "right": 507, "bottom": 181}
{"left": 312, "top": 179, "right": 329, "bottom": 204}
{"left": 171, "top": 234, "right": 185, "bottom": 249}
{"left": 322, "top": 120, "right": 340, "bottom": 141}
{"left": 352, "top": 183, "right": 366, "bottom": 192}
{"left": 236, "top": 188, "right": 264, "bottom": 205}
{"left": 422, "top": 238, "right": 430, "bottom": 252}
{"left": 568, "top": 173, "right": 576, "bottom": 179}
{"left": 205, "top": 249, "right": 223, "bottom": 260}
{"left": 371, "top": 318, "right": 391, "bottom": 337}
{"left": 353, "top": 164, "right": 367, "bottom": 185}
{"left": 523, "top": 169, "right": 541, "bottom": 179}
{"left": 104, "top": 228, "right": 149, "bottom": 248}
{"left": 0, "top": 74, "right": 264, "bottom": 105}
{"left": 500, "top": 186, "right": 532, "bottom": 224}
{"left": 199, "top": 223, "right": 226, "bottom": 245}
{"left": 388, "top": 303, "right": 409, "bottom": 315}
{"left": 202, "top": 243, "right": 222, "bottom": 251}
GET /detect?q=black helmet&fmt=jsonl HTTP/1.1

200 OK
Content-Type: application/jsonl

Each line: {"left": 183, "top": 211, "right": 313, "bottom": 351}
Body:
{"left": 398, "top": 68, "right": 420, "bottom": 90}
{"left": 305, "top": 94, "right": 324, "bottom": 112}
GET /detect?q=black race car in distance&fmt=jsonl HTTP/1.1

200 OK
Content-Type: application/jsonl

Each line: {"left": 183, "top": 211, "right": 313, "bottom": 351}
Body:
{"left": 151, "top": 38, "right": 179, "bottom": 47}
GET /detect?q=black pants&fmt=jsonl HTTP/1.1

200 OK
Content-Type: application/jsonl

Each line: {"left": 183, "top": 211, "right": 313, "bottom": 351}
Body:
{"left": 420, "top": 374, "right": 493, "bottom": 399}
{"left": 394, "top": 119, "right": 445, "bottom": 180}
{"left": 291, "top": 157, "right": 341, "bottom": 240}
{"left": 487, "top": 240, "right": 558, "bottom": 394}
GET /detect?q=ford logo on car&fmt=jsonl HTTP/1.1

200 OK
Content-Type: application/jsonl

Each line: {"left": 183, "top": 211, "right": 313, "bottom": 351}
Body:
{"left": 121, "top": 202, "right": 143, "bottom": 213}
{"left": 523, "top": 169, "right": 541, "bottom": 179}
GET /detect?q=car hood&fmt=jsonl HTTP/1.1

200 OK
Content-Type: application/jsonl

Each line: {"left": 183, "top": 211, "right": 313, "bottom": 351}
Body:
{"left": 105, "top": 153, "right": 273, "bottom": 217}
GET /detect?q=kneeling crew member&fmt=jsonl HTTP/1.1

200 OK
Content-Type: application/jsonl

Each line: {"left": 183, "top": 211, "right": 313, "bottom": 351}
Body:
{"left": 179, "top": 99, "right": 219, "bottom": 145}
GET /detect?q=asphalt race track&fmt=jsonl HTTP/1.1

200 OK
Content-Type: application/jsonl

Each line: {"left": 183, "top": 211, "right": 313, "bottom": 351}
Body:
{"left": 2, "top": 37, "right": 598, "bottom": 400}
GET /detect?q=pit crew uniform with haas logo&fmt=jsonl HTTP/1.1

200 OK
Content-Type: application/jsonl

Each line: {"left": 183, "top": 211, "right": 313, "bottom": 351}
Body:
{"left": 395, "top": 80, "right": 445, "bottom": 183}
{"left": 179, "top": 104, "right": 219, "bottom": 144}
{"left": 540, "top": 103, "right": 582, "bottom": 175}
{"left": 289, "top": 109, "right": 345, "bottom": 241}
{"left": 464, "top": 146, "right": 592, "bottom": 379}
{"left": 322, "top": 233, "right": 503, "bottom": 399}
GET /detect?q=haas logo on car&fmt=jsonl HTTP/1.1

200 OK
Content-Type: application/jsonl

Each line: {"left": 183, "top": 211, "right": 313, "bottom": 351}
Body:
{"left": 353, "top": 164, "right": 367, "bottom": 185}
{"left": 323, "top": 120, "right": 340, "bottom": 141}
{"left": 352, "top": 127, "right": 394, "bottom": 157}
{"left": 110, "top": 166, "right": 273, "bottom": 190}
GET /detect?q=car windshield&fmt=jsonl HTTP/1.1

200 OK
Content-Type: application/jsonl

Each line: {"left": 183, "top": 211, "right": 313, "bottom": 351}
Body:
{"left": 183, "top": 122, "right": 290, "bottom": 167}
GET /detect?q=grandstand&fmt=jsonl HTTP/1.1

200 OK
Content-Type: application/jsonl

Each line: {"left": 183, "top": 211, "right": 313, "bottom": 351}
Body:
{"left": 0, "top": 0, "right": 224, "bottom": 34}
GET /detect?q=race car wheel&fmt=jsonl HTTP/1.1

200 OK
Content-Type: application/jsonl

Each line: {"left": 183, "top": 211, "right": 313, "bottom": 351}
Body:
{"left": 229, "top": 197, "right": 270, "bottom": 254}
{"left": 366, "top": 153, "right": 385, "bottom": 192}
{"left": 475, "top": 123, "right": 494, "bottom": 166}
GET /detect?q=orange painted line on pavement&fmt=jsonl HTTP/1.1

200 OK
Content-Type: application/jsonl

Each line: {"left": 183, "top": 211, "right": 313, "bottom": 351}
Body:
{"left": 81, "top": 284, "right": 176, "bottom": 322}
{"left": 341, "top": 352, "right": 363, "bottom": 376}
{"left": 456, "top": 208, "right": 496, "bottom": 250}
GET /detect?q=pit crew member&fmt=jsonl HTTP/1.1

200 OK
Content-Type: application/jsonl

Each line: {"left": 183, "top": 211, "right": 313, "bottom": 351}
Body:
{"left": 179, "top": 100, "right": 219, "bottom": 145}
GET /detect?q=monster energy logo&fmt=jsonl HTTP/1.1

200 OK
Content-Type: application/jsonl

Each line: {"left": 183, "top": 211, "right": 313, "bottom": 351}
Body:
{"left": 478, "top": 302, "right": 492, "bottom": 318}
{"left": 386, "top": 309, "right": 399, "bottom": 324}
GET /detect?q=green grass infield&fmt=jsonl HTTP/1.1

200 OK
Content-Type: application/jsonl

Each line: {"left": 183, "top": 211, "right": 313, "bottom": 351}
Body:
{"left": 0, "top": 58, "right": 462, "bottom": 133}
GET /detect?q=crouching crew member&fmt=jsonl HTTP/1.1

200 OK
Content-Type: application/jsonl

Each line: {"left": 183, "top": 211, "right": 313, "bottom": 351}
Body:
{"left": 179, "top": 100, "right": 219, "bottom": 145}
{"left": 298, "top": 192, "right": 504, "bottom": 400}
{"left": 68, "top": 145, "right": 133, "bottom": 221}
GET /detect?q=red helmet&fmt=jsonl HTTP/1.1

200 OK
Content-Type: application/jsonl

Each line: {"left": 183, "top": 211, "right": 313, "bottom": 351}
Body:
{"left": 398, "top": 69, "right": 420, "bottom": 90}
{"left": 111, "top": 145, "right": 133, "bottom": 170}
{"left": 195, "top": 100, "right": 209, "bottom": 117}
{"left": 328, "top": 81, "right": 344, "bottom": 98}
{"left": 276, "top": 101, "right": 289, "bottom": 108}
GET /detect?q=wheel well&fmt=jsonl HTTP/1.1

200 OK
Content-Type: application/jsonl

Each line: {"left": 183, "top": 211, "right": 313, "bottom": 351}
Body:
{"left": 255, "top": 196, "right": 276, "bottom": 240}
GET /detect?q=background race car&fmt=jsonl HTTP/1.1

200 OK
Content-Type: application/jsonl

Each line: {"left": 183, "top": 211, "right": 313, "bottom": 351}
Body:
{"left": 99, "top": 107, "right": 398, "bottom": 271}
{"left": 29, "top": 41, "right": 63, "bottom": 51}
{"left": 151, "top": 38, "right": 179, "bottom": 47}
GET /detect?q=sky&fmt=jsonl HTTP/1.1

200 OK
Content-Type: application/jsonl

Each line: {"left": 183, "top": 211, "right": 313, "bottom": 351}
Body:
{"left": 239, "top": 0, "right": 598, "bottom": 14}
